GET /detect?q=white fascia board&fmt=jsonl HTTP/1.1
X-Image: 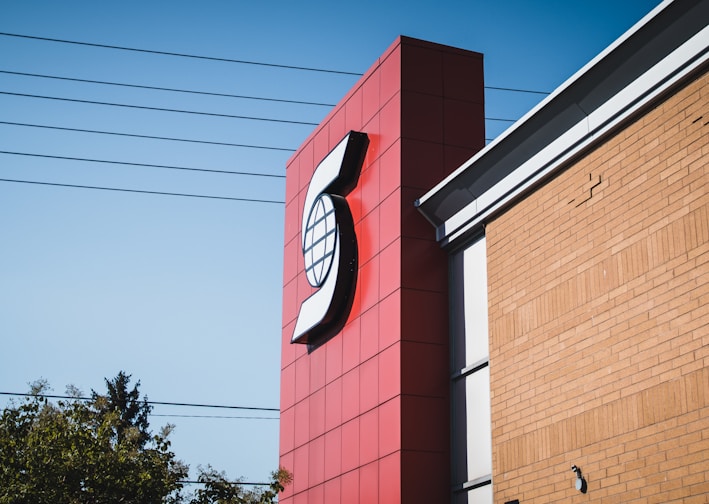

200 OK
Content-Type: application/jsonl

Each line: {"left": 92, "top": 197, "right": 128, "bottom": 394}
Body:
{"left": 438, "top": 118, "right": 588, "bottom": 240}
{"left": 417, "top": 0, "right": 674, "bottom": 209}
{"left": 439, "top": 25, "right": 709, "bottom": 247}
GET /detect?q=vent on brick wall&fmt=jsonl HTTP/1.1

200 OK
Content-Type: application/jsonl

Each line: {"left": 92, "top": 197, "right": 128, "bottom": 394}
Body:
{"left": 690, "top": 113, "right": 708, "bottom": 127}
{"left": 568, "top": 172, "right": 602, "bottom": 207}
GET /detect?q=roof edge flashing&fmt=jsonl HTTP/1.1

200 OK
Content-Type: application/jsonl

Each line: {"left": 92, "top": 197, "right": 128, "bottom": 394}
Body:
{"left": 416, "top": 0, "right": 706, "bottom": 237}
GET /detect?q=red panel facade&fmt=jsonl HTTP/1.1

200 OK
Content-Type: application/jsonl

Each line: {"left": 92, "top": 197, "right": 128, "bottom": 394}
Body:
{"left": 280, "top": 36, "right": 485, "bottom": 503}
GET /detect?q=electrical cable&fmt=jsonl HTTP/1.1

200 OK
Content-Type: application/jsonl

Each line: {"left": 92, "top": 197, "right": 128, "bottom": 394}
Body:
{"left": 0, "top": 91, "right": 516, "bottom": 125}
{"left": 0, "top": 150, "right": 285, "bottom": 179}
{"left": 150, "top": 414, "right": 279, "bottom": 420}
{"left": 0, "top": 33, "right": 550, "bottom": 95}
{"left": 485, "top": 85, "right": 550, "bottom": 95}
{"left": 0, "top": 391, "right": 279, "bottom": 412}
{"left": 0, "top": 32, "right": 360, "bottom": 76}
{"left": 178, "top": 480, "right": 269, "bottom": 487}
{"left": 0, "top": 70, "right": 336, "bottom": 107}
{"left": 0, "top": 178, "right": 286, "bottom": 204}
{"left": 0, "top": 121, "right": 295, "bottom": 151}
{"left": 0, "top": 91, "right": 320, "bottom": 126}
{"left": 485, "top": 117, "right": 517, "bottom": 123}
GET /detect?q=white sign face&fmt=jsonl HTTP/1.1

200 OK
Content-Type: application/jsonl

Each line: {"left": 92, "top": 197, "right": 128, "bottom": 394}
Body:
{"left": 291, "top": 131, "right": 369, "bottom": 346}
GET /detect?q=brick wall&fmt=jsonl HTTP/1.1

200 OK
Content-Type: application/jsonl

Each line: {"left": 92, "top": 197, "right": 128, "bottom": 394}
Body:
{"left": 486, "top": 69, "right": 708, "bottom": 502}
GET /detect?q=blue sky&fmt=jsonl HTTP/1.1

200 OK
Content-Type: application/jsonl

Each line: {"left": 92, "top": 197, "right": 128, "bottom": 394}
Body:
{"left": 0, "top": 0, "right": 660, "bottom": 485}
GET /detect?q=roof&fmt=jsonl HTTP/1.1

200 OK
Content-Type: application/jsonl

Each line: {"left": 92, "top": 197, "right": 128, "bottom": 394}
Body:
{"left": 416, "top": 0, "right": 709, "bottom": 248}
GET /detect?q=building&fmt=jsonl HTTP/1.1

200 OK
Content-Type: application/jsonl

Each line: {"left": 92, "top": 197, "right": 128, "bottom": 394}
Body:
{"left": 279, "top": 0, "right": 708, "bottom": 502}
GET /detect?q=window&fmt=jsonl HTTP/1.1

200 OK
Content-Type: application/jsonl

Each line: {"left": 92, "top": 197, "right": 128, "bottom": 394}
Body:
{"left": 450, "top": 235, "right": 492, "bottom": 503}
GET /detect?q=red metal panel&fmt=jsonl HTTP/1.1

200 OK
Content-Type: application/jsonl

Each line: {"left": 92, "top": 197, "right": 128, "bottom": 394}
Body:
{"left": 280, "top": 36, "right": 485, "bottom": 503}
{"left": 323, "top": 477, "right": 341, "bottom": 503}
{"left": 361, "top": 68, "right": 381, "bottom": 126}
{"left": 341, "top": 469, "right": 360, "bottom": 504}
{"left": 360, "top": 460, "right": 379, "bottom": 503}
{"left": 308, "top": 435, "right": 326, "bottom": 488}
{"left": 293, "top": 399, "right": 309, "bottom": 448}
{"left": 325, "top": 333, "right": 343, "bottom": 383}
{"left": 359, "top": 305, "right": 379, "bottom": 362}
{"left": 378, "top": 452, "right": 401, "bottom": 503}
{"left": 400, "top": 289, "right": 448, "bottom": 345}
{"left": 378, "top": 141, "right": 401, "bottom": 200}
{"left": 378, "top": 239, "right": 401, "bottom": 299}
{"left": 341, "top": 367, "right": 359, "bottom": 422}
{"left": 280, "top": 362, "right": 295, "bottom": 409}
{"left": 444, "top": 99, "right": 485, "bottom": 148}
{"left": 296, "top": 141, "right": 314, "bottom": 196}
{"left": 378, "top": 93, "right": 401, "bottom": 157}
{"left": 401, "top": 91, "right": 444, "bottom": 143}
{"left": 341, "top": 318, "right": 360, "bottom": 373}
{"left": 309, "top": 388, "right": 326, "bottom": 439}
{"left": 324, "top": 378, "right": 342, "bottom": 432}
{"left": 400, "top": 137, "right": 445, "bottom": 190}
{"left": 280, "top": 403, "right": 295, "bottom": 454}
{"left": 357, "top": 206, "right": 379, "bottom": 265}
{"left": 377, "top": 290, "right": 401, "bottom": 351}
{"left": 358, "top": 254, "right": 380, "bottom": 313}
{"left": 341, "top": 417, "right": 360, "bottom": 473}
{"left": 292, "top": 444, "right": 309, "bottom": 494}
{"left": 443, "top": 50, "right": 486, "bottom": 104}
{"left": 344, "top": 88, "right": 363, "bottom": 132}
{"left": 309, "top": 345, "right": 327, "bottom": 393}
{"left": 400, "top": 450, "right": 448, "bottom": 502}
{"left": 294, "top": 355, "right": 310, "bottom": 403}
{"left": 379, "top": 45, "right": 401, "bottom": 106}
{"left": 359, "top": 161, "right": 380, "bottom": 219}
{"left": 324, "top": 427, "right": 342, "bottom": 480}
{"left": 377, "top": 396, "right": 401, "bottom": 456}
{"left": 401, "top": 395, "right": 449, "bottom": 452}
{"left": 359, "top": 408, "right": 379, "bottom": 465}
{"left": 308, "top": 484, "right": 325, "bottom": 504}
{"left": 379, "top": 190, "right": 401, "bottom": 248}
{"left": 377, "top": 344, "right": 400, "bottom": 404}
{"left": 401, "top": 43, "right": 443, "bottom": 96}
{"left": 358, "top": 354, "right": 379, "bottom": 412}
{"left": 401, "top": 341, "right": 448, "bottom": 398}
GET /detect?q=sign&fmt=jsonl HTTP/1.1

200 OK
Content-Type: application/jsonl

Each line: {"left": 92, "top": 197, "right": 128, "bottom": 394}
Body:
{"left": 291, "top": 131, "right": 369, "bottom": 346}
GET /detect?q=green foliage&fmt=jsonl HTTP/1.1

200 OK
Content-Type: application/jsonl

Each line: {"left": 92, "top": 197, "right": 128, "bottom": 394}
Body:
{"left": 0, "top": 373, "right": 290, "bottom": 504}
{"left": 192, "top": 466, "right": 292, "bottom": 504}
{"left": 91, "top": 371, "right": 151, "bottom": 448}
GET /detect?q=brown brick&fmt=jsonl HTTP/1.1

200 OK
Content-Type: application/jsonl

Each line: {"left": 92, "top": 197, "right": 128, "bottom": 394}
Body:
{"left": 487, "top": 70, "right": 708, "bottom": 502}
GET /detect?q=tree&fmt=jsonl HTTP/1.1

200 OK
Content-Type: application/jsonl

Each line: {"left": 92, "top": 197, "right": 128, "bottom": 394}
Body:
{"left": 0, "top": 374, "right": 289, "bottom": 504}
{"left": 192, "top": 466, "right": 292, "bottom": 504}
{"left": 91, "top": 371, "right": 151, "bottom": 448}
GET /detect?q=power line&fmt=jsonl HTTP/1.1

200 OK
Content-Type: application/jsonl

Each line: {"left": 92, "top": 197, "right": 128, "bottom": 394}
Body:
{"left": 0, "top": 32, "right": 361, "bottom": 76}
{"left": 0, "top": 91, "right": 320, "bottom": 126}
{"left": 0, "top": 150, "right": 285, "bottom": 179}
{"left": 0, "top": 178, "right": 286, "bottom": 204}
{"left": 0, "top": 69, "right": 550, "bottom": 99}
{"left": 147, "top": 400, "right": 280, "bottom": 411}
{"left": 0, "top": 121, "right": 296, "bottom": 151}
{"left": 0, "top": 33, "right": 550, "bottom": 95}
{"left": 178, "top": 480, "right": 269, "bottom": 487}
{"left": 486, "top": 117, "right": 517, "bottom": 123}
{"left": 0, "top": 70, "right": 336, "bottom": 107}
{"left": 485, "top": 85, "right": 550, "bottom": 95}
{"left": 0, "top": 90, "right": 512, "bottom": 126}
{"left": 151, "top": 414, "right": 279, "bottom": 420}
{"left": 0, "top": 391, "right": 279, "bottom": 412}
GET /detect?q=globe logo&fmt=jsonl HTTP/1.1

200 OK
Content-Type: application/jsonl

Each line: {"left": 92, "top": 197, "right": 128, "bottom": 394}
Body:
{"left": 292, "top": 130, "right": 368, "bottom": 345}
{"left": 303, "top": 193, "right": 337, "bottom": 288}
